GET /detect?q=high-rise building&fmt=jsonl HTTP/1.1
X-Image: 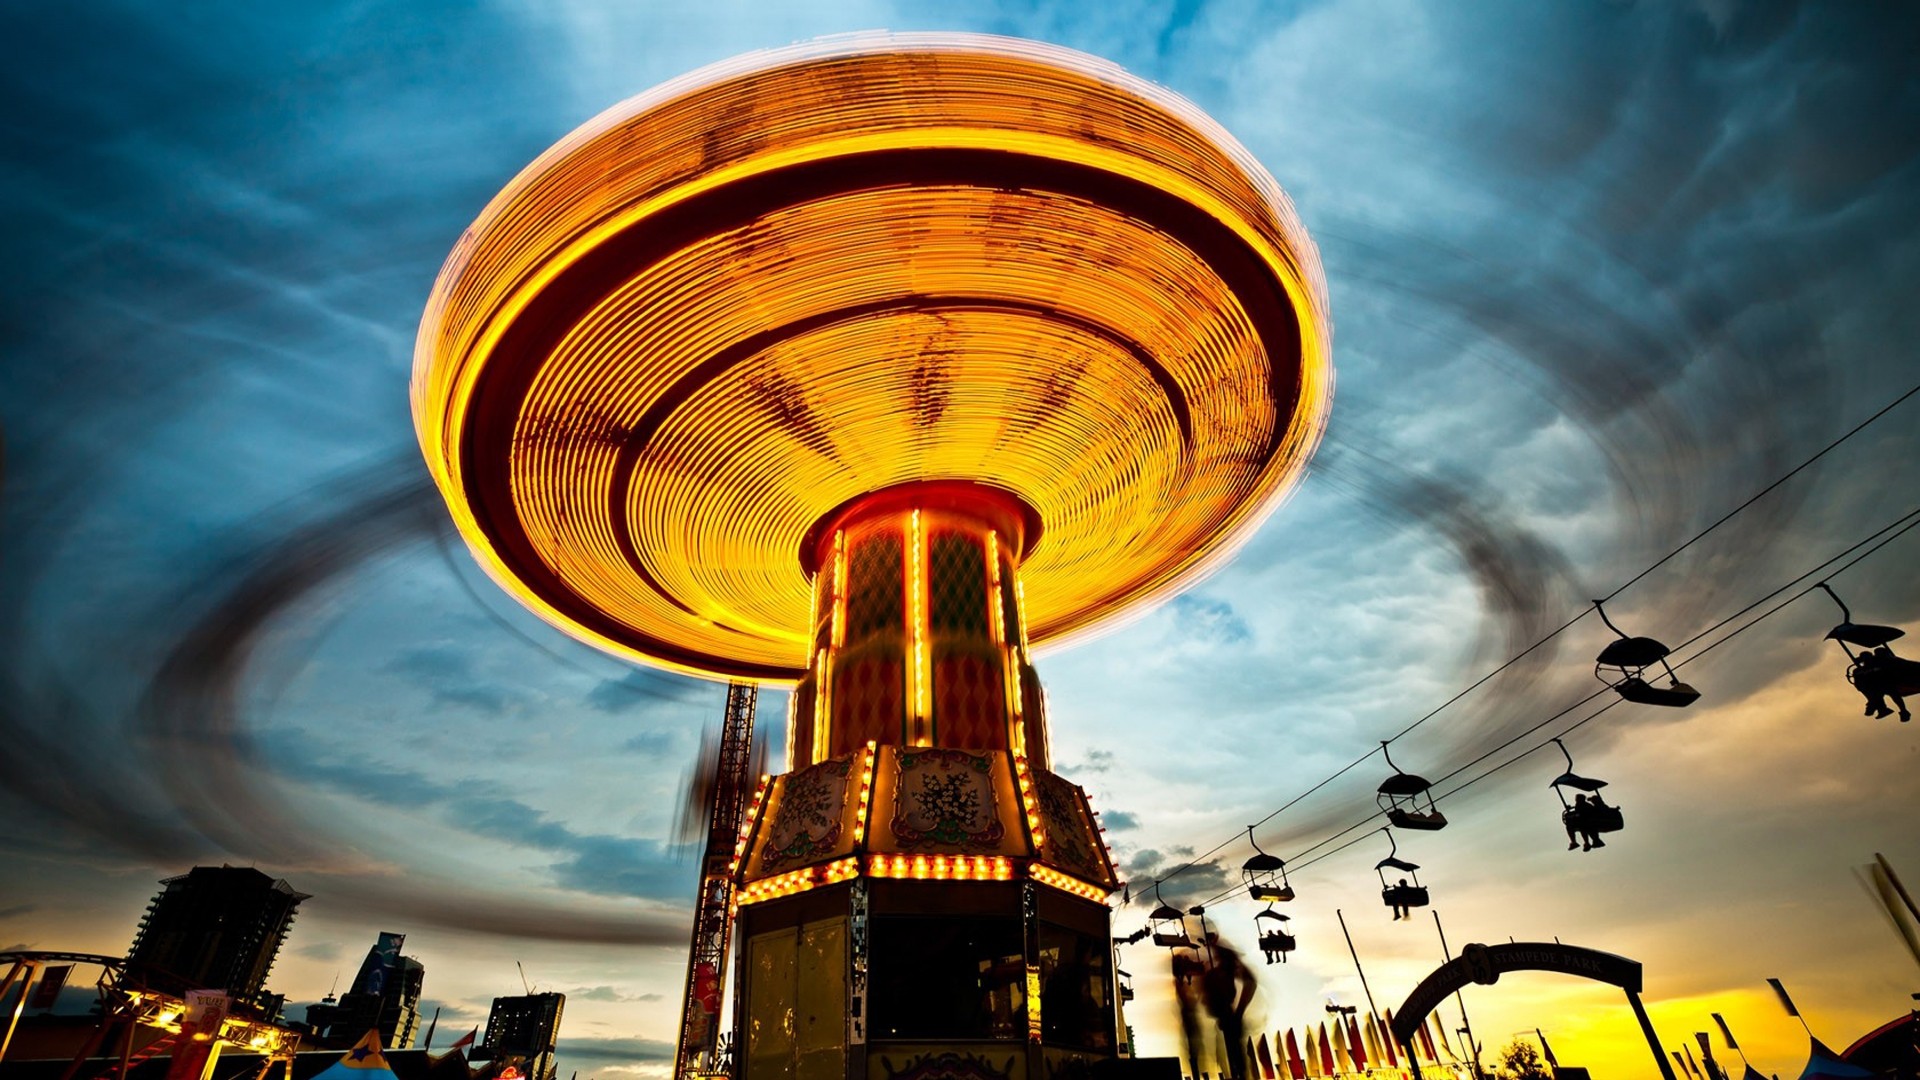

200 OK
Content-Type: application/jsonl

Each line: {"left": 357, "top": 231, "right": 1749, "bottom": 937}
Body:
{"left": 304, "top": 932, "right": 426, "bottom": 1049}
{"left": 125, "top": 865, "right": 308, "bottom": 1014}
{"left": 480, "top": 992, "right": 565, "bottom": 1080}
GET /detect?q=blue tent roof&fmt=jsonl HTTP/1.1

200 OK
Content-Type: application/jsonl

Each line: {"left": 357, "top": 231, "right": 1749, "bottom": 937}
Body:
{"left": 1797, "top": 1036, "right": 1873, "bottom": 1080}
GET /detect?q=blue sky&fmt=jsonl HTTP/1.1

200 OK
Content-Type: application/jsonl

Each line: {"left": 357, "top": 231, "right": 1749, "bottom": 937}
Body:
{"left": 2, "top": 2, "right": 1918, "bottom": 1074}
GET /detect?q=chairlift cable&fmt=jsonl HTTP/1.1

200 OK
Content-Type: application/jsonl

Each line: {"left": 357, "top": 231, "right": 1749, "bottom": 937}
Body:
{"left": 1178, "top": 503, "right": 1920, "bottom": 909}
{"left": 1221, "top": 504, "right": 1920, "bottom": 898}
{"left": 1412, "top": 516, "right": 1920, "bottom": 820}
{"left": 1137, "top": 382, "right": 1919, "bottom": 898}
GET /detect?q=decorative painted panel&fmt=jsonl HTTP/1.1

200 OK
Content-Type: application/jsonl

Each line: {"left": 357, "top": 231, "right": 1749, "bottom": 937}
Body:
{"left": 1032, "top": 772, "right": 1114, "bottom": 887}
{"left": 891, "top": 748, "right": 1006, "bottom": 849}
{"left": 872, "top": 1049, "right": 1023, "bottom": 1080}
{"left": 746, "top": 752, "right": 863, "bottom": 880}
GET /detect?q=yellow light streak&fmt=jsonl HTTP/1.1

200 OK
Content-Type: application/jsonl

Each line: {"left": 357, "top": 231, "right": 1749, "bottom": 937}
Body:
{"left": 734, "top": 856, "right": 861, "bottom": 905}
{"left": 810, "top": 649, "right": 830, "bottom": 766}
{"left": 413, "top": 33, "right": 1332, "bottom": 682}
{"left": 1013, "top": 753, "right": 1046, "bottom": 851}
{"left": 1029, "top": 863, "right": 1111, "bottom": 902}
{"left": 989, "top": 529, "right": 1025, "bottom": 756}
{"left": 728, "top": 774, "right": 773, "bottom": 878}
{"left": 908, "top": 509, "right": 930, "bottom": 745}
{"left": 852, "top": 742, "right": 877, "bottom": 846}
{"left": 866, "top": 854, "right": 1014, "bottom": 881}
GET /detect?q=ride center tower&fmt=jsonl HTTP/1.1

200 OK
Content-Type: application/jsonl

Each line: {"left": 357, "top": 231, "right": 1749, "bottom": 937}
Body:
{"left": 413, "top": 33, "right": 1331, "bottom": 1080}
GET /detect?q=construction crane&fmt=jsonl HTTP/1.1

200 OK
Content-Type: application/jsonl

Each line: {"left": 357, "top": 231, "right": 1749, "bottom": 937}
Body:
{"left": 673, "top": 682, "right": 758, "bottom": 1080}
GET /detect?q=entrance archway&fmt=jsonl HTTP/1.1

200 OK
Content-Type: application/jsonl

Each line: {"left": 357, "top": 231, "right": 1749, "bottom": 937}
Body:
{"left": 1389, "top": 941, "right": 1675, "bottom": 1080}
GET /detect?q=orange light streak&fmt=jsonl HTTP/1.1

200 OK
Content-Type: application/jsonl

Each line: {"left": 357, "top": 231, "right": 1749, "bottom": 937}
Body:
{"left": 908, "top": 509, "right": 930, "bottom": 745}
{"left": 411, "top": 33, "right": 1332, "bottom": 683}
{"left": 810, "top": 649, "right": 830, "bottom": 766}
{"left": 734, "top": 856, "right": 862, "bottom": 906}
{"left": 866, "top": 854, "right": 1013, "bottom": 881}
{"left": 852, "top": 742, "right": 877, "bottom": 847}
{"left": 1028, "top": 863, "right": 1111, "bottom": 901}
{"left": 728, "top": 774, "right": 774, "bottom": 879}
{"left": 1013, "top": 753, "right": 1046, "bottom": 851}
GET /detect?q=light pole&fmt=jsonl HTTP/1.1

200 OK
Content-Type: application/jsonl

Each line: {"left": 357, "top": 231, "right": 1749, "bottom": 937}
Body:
{"left": 1458, "top": 1029, "right": 1483, "bottom": 1079}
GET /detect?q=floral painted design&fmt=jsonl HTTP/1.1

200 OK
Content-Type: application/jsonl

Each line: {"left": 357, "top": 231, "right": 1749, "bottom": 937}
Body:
{"left": 1036, "top": 771, "right": 1108, "bottom": 883}
{"left": 763, "top": 754, "right": 853, "bottom": 870}
{"left": 892, "top": 748, "right": 1005, "bottom": 848}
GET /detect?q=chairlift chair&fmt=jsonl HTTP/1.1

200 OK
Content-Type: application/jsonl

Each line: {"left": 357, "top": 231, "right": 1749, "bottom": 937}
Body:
{"left": 1242, "top": 826, "right": 1295, "bottom": 902}
{"left": 1148, "top": 885, "right": 1192, "bottom": 948}
{"left": 1374, "top": 829, "right": 1430, "bottom": 915}
{"left": 1818, "top": 583, "right": 1918, "bottom": 722}
{"left": 1548, "top": 738, "right": 1623, "bottom": 851}
{"left": 1593, "top": 600, "right": 1700, "bottom": 707}
{"left": 1117, "top": 968, "right": 1135, "bottom": 1002}
{"left": 1254, "top": 909, "right": 1296, "bottom": 965}
{"left": 1376, "top": 742, "right": 1447, "bottom": 830}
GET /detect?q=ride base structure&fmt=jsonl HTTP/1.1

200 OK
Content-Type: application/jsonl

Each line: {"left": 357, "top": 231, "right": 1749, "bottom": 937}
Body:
{"left": 727, "top": 481, "right": 1122, "bottom": 1080}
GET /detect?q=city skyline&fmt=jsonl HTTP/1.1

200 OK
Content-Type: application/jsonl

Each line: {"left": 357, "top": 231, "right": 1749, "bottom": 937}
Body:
{"left": 3, "top": 2, "right": 1918, "bottom": 1077}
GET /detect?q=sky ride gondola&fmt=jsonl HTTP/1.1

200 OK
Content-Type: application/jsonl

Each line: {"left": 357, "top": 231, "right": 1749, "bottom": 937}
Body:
{"left": 1375, "top": 828, "right": 1430, "bottom": 920}
{"left": 1549, "top": 737, "right": 1623, "bottom": 852}
{"left": 1817, "top": 583, "right": 1917, "bottom": 722}
{"left": 1149, "top": 884, "right": 1192, "bottom": 948}
{"left": 1242, "top": 826, "right": 1295, "bottom": 903}
{"left": 1254, "top": 909, "right": 1296, "bottom": 965}
{"left": 1593, "top": 600, "right": 1701, "bottom": 707}
{"left": 1376, "top": 742, "right": 1447, "bottom": 830}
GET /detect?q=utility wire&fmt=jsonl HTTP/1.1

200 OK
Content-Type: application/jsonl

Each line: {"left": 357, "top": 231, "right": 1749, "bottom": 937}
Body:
{"left": 1181, "top": 504, "right": 1920, "bottom": 909}
{"left": 1138, "top": 380, "right": 1920, "bottom": 897}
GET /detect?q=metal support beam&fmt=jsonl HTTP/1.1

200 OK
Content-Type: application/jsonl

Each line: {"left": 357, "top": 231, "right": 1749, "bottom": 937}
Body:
{"left": 1626, "top": 989, "right": 1678, "bottom": 1080}
{"left": 674, "top": 682, "right": 758, "bottom": 1080}
{"left": 0, "top": 959, "right": 38, "bottom": 1063}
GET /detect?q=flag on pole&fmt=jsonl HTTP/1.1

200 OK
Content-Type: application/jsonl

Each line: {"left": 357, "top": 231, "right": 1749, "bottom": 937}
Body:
{"left": 1343, "top": 1015, "right": 1366, "bottom": 1070}
{"left": 1283, "top": 1030, "right": 1306, "bottom": 1080}
{"left": 450, "top": 1028, "right": 478, "bottom": 1052}
{"left": 1256, "top": 1032, "right": 1276, "bottom": 1079}
{"left": 1767, "top": 977, "right": 1800, "bottom": 1017}
{"left": 1682, "top": 1043, "right": 1706, "bottom": 1080}
{"left": 1318, "top": 1022, "right": 1336, "bottom": 1076}
{"left": 1537, "top": 1029, "right": 1559, "bottom": 1069}
{"left": 1696, "top": 1033, "right": 1724, "bottom": 1080}
{"left": 1372, "top": 1013, "right": 1397, "bottom": 1068}
{"left": 1302, "top": 1027, "right": 1322, "bottom": 1080}
{"left": 1713, "top": 1013, "right": 1740, "bottom": 1051}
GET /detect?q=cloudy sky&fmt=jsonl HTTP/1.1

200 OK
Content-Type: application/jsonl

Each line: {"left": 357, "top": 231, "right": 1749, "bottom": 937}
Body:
{"left": 3, "top": 1, "right": 1917, "bottom": 1076}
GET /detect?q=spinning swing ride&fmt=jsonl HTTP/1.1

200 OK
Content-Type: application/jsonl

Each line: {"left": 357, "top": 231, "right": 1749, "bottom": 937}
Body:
{"left": 413, "top": 31, "right": 1332, "bottom": 1080}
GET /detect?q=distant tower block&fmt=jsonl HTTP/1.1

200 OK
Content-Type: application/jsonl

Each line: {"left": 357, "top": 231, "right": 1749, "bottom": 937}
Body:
{"left": 414, "top": 32, "right": 1331, "bottom": 1080}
